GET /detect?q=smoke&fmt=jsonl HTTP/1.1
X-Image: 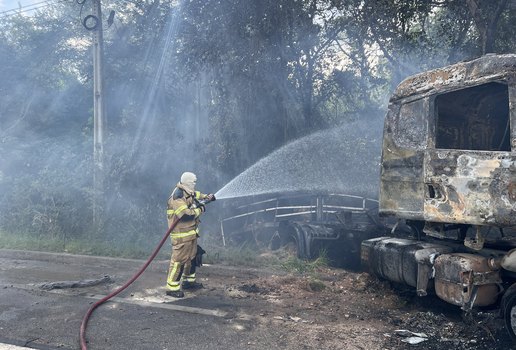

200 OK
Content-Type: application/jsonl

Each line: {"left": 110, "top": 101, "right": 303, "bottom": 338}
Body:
{"left": 0, "top": 0, "right": 470, "bottom": 251}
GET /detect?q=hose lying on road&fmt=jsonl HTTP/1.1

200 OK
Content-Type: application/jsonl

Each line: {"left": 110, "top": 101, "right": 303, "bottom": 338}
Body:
{"left": 79, "top": 217, "right": 179, "bottom": 350}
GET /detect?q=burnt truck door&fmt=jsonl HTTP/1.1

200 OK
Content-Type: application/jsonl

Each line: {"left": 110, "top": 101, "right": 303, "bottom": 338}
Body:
{"left": 380, "top": 97, "right": 429, "bottom": 220}
{"left": 423, "top": 81, "right": 516, "bottom": 226}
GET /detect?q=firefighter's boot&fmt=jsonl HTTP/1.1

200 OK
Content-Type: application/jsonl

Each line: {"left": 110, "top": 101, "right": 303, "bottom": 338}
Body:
{"left": 166, "top": 290, "right": 185, "bottom": 298}
{"left": 182, "top": 281, "right": 203, "bottom": 290}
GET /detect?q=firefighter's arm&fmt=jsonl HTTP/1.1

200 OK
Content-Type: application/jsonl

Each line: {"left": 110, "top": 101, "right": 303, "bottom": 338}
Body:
{"left": 169, "top": 198, "right": 203, "bottom": 219}
{"left": 194, "top": 191, "right": 216, "bottom": 202}
{"left": 175, "top": 203, "right": 203, "bottom": 218}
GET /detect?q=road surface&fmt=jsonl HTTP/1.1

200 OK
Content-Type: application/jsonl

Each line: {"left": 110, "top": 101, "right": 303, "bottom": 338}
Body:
{"left": 0, "top": 249, "right": 512, "bottom": 350}
{"left": 0, "top": 249, "right": 283, "bottom": 350}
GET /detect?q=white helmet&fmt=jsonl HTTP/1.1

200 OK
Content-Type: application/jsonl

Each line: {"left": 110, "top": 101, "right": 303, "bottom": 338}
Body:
{"left": 180, "top": 172, "right": 197, "bottom": 192}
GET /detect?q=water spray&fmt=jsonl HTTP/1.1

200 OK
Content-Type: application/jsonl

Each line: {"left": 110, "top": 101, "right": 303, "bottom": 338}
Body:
{"left": 79, "top": 196, "right": 216, "bottom": 350}
{"left": 212, "top": 121, "right": 383, "bottom": 201}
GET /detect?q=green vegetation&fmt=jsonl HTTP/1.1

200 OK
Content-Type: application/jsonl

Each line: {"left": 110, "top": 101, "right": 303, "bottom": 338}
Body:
{"left": 281, "top": 249, "right": 329, "bottom": 274}
{"left": 0, "top": 230, "right": 170, "bottom": 260}
{"left": 278, "top": 252, "right": 329, "bottom": 291}
{"left": 202, "top": 244, "right": 262, "bottom": 267}
{"left": 0, "top": 229, "right": 322, "bottom": 275}
{"left": 1, "top": 0, "right": 515, "bottom": 255}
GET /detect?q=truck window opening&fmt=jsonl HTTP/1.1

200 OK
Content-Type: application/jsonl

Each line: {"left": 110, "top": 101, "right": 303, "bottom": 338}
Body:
{"left": 435, "top": 82, "right": 510, "bottom": 151}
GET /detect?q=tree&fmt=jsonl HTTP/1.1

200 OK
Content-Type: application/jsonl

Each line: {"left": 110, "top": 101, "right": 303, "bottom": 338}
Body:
{"left": 466, "top": 0, "right": 510, "bottom": 54}
{"left": 1, "top": 0, "right": 515, "bottom": 250}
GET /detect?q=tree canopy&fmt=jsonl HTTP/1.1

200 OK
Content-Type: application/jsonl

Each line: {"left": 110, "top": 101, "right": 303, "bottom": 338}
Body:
{"left": 0, "top": 0, "right": 514, "bottom": 248}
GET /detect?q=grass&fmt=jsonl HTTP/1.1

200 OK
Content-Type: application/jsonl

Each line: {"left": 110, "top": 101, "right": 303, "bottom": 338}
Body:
{"left": 280, "top": 251, "right": 329, "bottom": 274}
{"left": 279, "top": 251, "right": 329, "bottom": 291}
{"left": 0, "top": 230, "right": 65, "bottom": 251}
{"left": 202, "top": 242, "right": 279, "bottom": 267}
{"left": 0, "top": 230, "right": 170, "bottom": 260}
{"left": 0, "top": 230, "right": 329, "bottom": 280}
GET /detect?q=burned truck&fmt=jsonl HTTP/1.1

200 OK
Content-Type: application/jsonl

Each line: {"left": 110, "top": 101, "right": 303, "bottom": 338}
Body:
{"left": 362, "top": 53, "right": 516, "bottom": 339}
{"left": 220, "top": 192, "right": 390, "bottom": 268}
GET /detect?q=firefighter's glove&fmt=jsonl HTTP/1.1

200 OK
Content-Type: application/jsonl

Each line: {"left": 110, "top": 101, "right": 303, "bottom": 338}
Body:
{"left": 199, "top": 203, "right": 206, "bottom": 213}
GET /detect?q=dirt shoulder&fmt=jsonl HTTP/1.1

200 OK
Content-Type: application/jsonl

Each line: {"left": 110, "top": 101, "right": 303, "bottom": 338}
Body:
{"left": 209, "top": 264, "right": 513, "bottom": 350}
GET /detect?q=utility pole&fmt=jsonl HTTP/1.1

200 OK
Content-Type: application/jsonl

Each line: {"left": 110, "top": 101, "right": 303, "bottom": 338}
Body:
{"left": 91, "top": 0, "right": 105, "bottom": 232}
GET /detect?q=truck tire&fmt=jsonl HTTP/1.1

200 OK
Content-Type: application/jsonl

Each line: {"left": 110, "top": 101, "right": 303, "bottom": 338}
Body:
{"left": 278, "top": 222, "right": 307, "bottom": 259}
{"left": 502, "top": 284, "right": 516, "bottom": 341}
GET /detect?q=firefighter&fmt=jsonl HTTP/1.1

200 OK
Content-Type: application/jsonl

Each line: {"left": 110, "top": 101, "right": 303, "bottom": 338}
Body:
{"left": 165, "top": 172, "right": 214, "bottom": 298}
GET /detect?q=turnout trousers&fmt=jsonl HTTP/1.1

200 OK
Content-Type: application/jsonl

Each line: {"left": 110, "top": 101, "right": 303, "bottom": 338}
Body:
{"left": 166, "top": 238, "right": 198, "bottom": 291}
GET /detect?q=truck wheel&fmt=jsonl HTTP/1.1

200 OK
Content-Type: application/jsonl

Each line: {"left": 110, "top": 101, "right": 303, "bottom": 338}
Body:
{"left": 503, "top": 287, "right": 516, "bottom": 341}
{"left": 278, "top": 222, "right": 307, "bottom": 259}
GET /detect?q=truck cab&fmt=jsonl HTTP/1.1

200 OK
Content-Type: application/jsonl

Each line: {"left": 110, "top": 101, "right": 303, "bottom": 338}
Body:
{"left": 362, "top": 54, "right": 516, "bottom": 340}
{"left": 380, "top": 54, "right": 516, "bottom": 239}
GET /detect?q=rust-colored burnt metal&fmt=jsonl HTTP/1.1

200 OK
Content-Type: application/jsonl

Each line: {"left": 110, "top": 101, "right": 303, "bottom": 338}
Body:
{"left": 433, "top": 253, "right": 502, "bottom": 310}
{"left": 361, "top": 237, "right": 452, "bottom": 294}
{"left": 380, "top": 54, "right": 516, "bottom": 228}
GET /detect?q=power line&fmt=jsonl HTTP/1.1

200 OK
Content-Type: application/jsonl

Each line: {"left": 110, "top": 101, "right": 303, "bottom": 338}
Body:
{"left": 0, "top": 0, "right": 56, "bottom": 15}
{"left": 0, "top": 0, "right": 70, "bottom": 19}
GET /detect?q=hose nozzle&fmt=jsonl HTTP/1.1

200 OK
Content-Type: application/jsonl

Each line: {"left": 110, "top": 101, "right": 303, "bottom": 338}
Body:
{"left": 198, "top": 194, "right": 216, "bottom": 206}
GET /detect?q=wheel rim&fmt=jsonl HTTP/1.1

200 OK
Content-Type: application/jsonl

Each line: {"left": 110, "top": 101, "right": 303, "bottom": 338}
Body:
{"left": 510, "top": 304, "right": 516, "bottom": 337}
{"left": 504, "top": 293, "right": 516, "bottom": 341}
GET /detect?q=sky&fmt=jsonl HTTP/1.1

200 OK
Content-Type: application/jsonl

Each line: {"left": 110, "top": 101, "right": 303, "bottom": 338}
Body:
{"left": 0, "top": 0, "right": 50, "bottom": 14}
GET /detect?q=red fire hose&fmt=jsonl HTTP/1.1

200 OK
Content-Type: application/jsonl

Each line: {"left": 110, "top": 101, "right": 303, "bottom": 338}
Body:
{"left": 79, "top": 217, "right": 179, "bottom": 350}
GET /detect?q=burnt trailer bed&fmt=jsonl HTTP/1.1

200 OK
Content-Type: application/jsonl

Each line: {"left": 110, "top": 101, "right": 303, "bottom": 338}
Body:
{"left": 219, "top": 192, "right": 392, "bottom": 267}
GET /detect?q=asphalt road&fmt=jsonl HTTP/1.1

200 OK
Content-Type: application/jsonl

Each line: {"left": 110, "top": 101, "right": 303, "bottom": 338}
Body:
{"left": 0, "top": 249, "right": 285, "bottom": 350}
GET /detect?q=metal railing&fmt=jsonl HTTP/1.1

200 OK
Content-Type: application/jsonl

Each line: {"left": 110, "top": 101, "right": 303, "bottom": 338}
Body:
{"left": 219, "top": 193, "right": 379, "bottom": 246}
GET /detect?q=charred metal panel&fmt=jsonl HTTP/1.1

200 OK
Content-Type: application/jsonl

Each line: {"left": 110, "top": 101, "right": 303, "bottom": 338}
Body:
{"left": 380, "top": 102, "right": 426, "bottom": 218}
{"left": 379, "top": 175, "right": 424, "bottom": 218}
{"left": 424, "top": 150, "right": 516, "bottom": 225}
{"left": 361, "top": 237, "right": 452, "bottom": 290}
{"left": 511, "top": 83, "right": 516, "bottom": 150}
{"left": 392, "top": 99, "right": 429, "bottom": 150}
{"left": 434, "top": 253, "right": 501, "bottom": 309}
{"left": 392, "top": 54, "right": 516, "bottom": 102}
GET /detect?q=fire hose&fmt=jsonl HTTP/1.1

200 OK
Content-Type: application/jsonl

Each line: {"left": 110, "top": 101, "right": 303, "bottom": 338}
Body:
{"left": 79, "top": 198, "right": 213, "bottom": 350}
